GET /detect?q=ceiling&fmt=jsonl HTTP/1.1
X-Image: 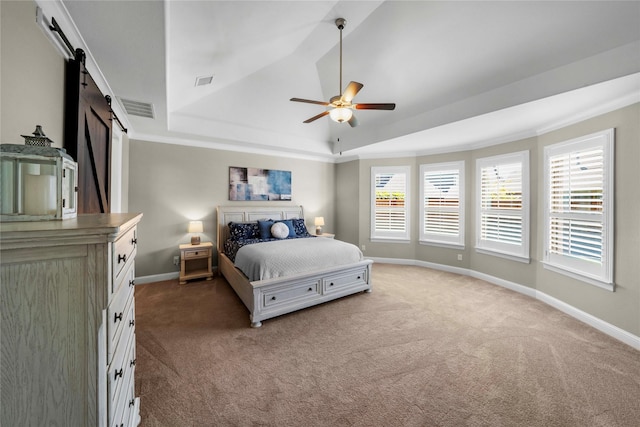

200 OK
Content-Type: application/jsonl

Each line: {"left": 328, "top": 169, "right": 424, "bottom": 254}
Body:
{"left": 61, "top": 1, "right": 640, "bottom": 161}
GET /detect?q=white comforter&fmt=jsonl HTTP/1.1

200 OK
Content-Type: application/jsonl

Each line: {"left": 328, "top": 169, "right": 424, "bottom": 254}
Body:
{"left": 234, "top": 237, "right": 364, "bottom": 281}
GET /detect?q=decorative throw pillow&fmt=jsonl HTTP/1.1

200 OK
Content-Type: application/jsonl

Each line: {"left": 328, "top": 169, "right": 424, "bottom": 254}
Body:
{"left": 275, "top": 219, "right": 296, "bottom": 237}
{"left": 228, "top": 222, "right": 257, "bottom": 240}
{"left": 257, "top": 219, "right": 274, "bottom": 239}
{"left": 292, "top": 218, "right": 310, "bottom": 236}
{"left": 271, "top": 222, "right": 289, "bottom": 239}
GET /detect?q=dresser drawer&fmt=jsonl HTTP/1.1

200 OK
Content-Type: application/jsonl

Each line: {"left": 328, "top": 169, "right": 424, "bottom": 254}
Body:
{"left": 113, "top": 226, "right": 137, "bottom": 281}
{"left": 322, "top": 268, "right": 368, "bottom": 294}
{"left": 110, "top": 342, "right": 136, "bottom": 427}
{"left": 112, "top": 254, "right": 135, "bottom": 297}
{"left": 108, "top": 329, "right": 136, "bottom": 425}
{"left": 183, "top": 247, "right": 210, "bottom": 259}
{"left": 262, "top": 280, "right": 320, "bottom": 308}
{"left": 107, "top": 268, "right": 135, "bottom": 362}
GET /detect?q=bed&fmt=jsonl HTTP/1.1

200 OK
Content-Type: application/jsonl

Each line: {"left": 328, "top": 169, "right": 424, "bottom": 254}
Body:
{"left": 217, "top": 205, "right": 373, "bottom": 327}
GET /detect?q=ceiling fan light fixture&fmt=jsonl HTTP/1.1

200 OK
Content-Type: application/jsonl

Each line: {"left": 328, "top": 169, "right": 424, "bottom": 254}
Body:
{"left": 329, "top": 107, "right": 353, "bottom": 123}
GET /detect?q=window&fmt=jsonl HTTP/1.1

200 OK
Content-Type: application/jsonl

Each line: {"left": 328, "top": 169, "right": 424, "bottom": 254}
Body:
{"left": 419, "top": 161, "right": 464, "bottom": 248}
{"left": 476, "top": 151, "right": 530, "bottom": 262}
{"left": 371, "top": 166, "right": 410, "bottom": 241}
{"left": 543, "top": 129, "right": 614, "bottom": 290}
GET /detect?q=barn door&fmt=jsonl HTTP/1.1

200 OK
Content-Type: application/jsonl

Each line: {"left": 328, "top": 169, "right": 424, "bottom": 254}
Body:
{"left": 64, "top": 49, "right": 111, "bottom": 214}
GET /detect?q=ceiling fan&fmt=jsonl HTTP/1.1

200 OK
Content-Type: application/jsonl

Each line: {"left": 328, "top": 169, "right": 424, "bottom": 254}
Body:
{"left": 290, "top": 18, "right": 396, "bottom": 127}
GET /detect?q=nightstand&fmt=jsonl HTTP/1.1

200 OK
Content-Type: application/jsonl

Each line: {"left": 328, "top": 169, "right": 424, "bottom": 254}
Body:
{"left": 313, "top": 233, "right": 335, "bottom": 239}
{"left": 179, "top": 242, "right": 213, "bottom": 284}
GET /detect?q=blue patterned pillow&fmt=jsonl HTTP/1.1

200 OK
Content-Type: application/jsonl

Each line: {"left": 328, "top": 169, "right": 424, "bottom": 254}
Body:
{"left": 228, "top": 222, "right": 258, "bottom": 240}
{"left": 292, "top": 218, "right": 311, "bottom": 237}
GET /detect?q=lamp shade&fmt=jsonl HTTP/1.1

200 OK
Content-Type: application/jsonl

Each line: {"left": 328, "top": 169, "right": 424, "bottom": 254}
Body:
{"left": 188, "top": 220, "right": 203, "bottom": 233}
{"left": 329, "top": 107, "right": 352, "bottom": 123}
{"left": 314, "top": 217, "right": 325, "bottom": 226}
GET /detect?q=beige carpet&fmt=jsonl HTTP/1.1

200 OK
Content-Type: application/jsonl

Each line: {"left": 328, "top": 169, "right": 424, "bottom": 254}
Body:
{"left": 134, "top": 263, "right": 640, "bottom": 426}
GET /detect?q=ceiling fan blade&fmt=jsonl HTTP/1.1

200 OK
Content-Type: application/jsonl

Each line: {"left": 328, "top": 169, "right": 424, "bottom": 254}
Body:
{"left": 347, "top": 114, "right": 359, "bottom": 128}
{"left": 355, "top": 103, "right": 396, "bottom": 110}
{"left": 341, "top": 81, "right": 364, "bottom": 103}
{"left": 290, "top": 98, "right": 329, "bottom": 106}
{"left": 303, "top": 111, "right": 330, "bottom": 123}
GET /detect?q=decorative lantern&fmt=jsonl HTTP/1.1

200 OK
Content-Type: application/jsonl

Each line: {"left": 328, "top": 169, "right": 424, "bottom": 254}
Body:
{"left": 0, "top": 143, "right": 78, "bottom": 221}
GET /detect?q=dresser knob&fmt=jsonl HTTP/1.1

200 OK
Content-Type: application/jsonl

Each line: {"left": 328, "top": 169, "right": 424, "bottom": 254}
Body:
{"left": 271, "top": 296, "right": 276, "bottom": 301}
{"left": 129, "top": 399, "right": 135, "bottom": 407}
{"left": 129, "top": 319, "right": 135, "bottom": 327}
{"left": 118, "top": 254, "right": 126, "bottom": 264}
{"left": 308, "top": 287, "right": 313, "bottom": 292}
{"left": 357, "top": 276, "right": 361, "bottom": 279}
{"left": 330, "top": 283, "right": 334, "bottom": 286}
{"left": 114, "top": 312, "right": 123, "bottom": 323}
{"left": 114, "top": 369, "right": 123, "bottom": 380}
{"left": 130, "top": 358, "right": 137, "bottom": 367}
{"left": 131, "top": 238, "right": 137, "bottom": 245}
{"left": 129, "top": 279, "right": 135, "bottom": 287}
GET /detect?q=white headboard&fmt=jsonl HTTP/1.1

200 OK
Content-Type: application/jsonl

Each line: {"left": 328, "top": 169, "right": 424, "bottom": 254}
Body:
{"left": 216, "top": 205, "right": 304, "bottom": 254}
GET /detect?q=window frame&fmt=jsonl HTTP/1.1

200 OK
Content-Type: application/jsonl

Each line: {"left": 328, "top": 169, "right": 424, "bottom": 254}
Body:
{"left": 370, "top": 166, "right": 411, "bottom": 242}
{"left": 419, "top": 161, "right": 465, "bottom": 249}
{"left": 542, "top": 129, "right": 615, "bottom": 291}
{"left": 475, "top": 151, "right": 530, "bottom": 263}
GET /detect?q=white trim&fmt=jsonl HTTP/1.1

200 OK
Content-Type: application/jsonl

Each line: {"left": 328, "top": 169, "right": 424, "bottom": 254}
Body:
{"left": 368, "top": 257, "right": 640, "bottom": 351}
{"left": 135, "top": 272, "right": 179, "bottom": 285}
{"left": 542, "top": 129, "right": 615, "bottom": 287}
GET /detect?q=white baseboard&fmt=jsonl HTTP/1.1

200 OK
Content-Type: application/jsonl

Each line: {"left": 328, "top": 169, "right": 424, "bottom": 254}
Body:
{"left": 369, "top": 257, "right": 640, "bottom": 351}
{"left": 135, "top": 272, "right": 179, "bottom": 285}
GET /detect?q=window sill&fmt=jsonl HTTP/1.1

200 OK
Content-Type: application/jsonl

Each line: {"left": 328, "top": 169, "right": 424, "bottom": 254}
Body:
{"left": 542, "top": 262, "right": 614, "bottom": 292}
{"left": 370, "top": 238, "right": 411, "bottom": 244}
{"left": 475, "top": 247, "right": 530, "bottom": 264}
{"left": 419, "top": 240, "right": 464, "bottom": 250}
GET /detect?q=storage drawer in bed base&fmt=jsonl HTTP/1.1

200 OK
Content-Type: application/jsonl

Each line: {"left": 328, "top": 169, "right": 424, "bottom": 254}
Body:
{"left": 248, "top": 261, "right": 373, "bottom": 328}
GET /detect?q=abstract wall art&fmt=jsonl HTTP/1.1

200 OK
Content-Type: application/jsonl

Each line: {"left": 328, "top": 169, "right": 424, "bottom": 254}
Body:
{"left": 229, "top": 167, "right": 292, "bottom": 201}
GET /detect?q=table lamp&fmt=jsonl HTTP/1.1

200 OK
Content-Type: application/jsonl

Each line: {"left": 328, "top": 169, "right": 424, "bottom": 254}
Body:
{"left": 188, "top": 220, "right": 203, "bottom": 245}
{"left": 314, "top": 217, "right": 325, "bottom": 235}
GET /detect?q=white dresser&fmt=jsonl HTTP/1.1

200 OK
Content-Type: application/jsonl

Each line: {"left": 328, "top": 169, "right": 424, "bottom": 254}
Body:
{"left": 0, "top": 213, "right": 143, "bottom": 427}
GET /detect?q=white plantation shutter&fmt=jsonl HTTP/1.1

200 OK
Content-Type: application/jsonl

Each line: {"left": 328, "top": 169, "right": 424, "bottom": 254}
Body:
{"left": 371, "top": 166, "right": 410, "bottom": 241}
{"left": 480, "top": 162, "right": 522, "bottom": 244}
{"left": 420, "top": 162, "right": 464, "bottom": 247}
{"left": 476, "top": 151, "right": 529, "bottom": 261}
{"left": 544, "top": 129, "right": 614, "bottom": 289}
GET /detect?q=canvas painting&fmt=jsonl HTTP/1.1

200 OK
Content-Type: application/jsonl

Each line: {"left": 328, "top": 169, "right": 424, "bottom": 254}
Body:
{"left": 229, "top": 167, "right": 292, "bottom": 201}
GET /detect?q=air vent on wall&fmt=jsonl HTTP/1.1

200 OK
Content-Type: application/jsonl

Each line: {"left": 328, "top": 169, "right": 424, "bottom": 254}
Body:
{"left": 195, "top": 75, "right": 214, "bottom": 87}
{"left": 118, "top": 97, "right": 155, "bottom": 119}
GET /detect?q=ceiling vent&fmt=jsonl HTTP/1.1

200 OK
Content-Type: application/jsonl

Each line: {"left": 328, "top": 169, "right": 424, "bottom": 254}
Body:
{"left": 118, "top": 97, "right": 155, "bottom": 119}
{"left": 195, "top": 75, "right": 214, "bottom": 87}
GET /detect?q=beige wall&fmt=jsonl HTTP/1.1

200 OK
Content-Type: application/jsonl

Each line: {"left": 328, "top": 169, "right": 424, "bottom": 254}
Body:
{"left": 128, "top": 140, "right": 335, "bottom": 277}
{"left": 1, "top": 1, "right": 65, "bottom": 146}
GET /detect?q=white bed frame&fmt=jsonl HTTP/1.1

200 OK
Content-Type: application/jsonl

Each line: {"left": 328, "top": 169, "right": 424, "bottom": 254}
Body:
{"left": 217, "top": 205, "right": 373, "bottom": 327}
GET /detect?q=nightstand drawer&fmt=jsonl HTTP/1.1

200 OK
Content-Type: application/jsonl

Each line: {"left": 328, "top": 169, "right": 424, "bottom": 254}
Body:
{"left": 184, "top": 248, "right": 211, "bottom": 259}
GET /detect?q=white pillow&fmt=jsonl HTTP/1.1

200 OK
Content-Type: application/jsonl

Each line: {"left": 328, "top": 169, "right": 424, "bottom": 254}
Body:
{"left": 270, "top": 222, "right": 289, "bottom": 239}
